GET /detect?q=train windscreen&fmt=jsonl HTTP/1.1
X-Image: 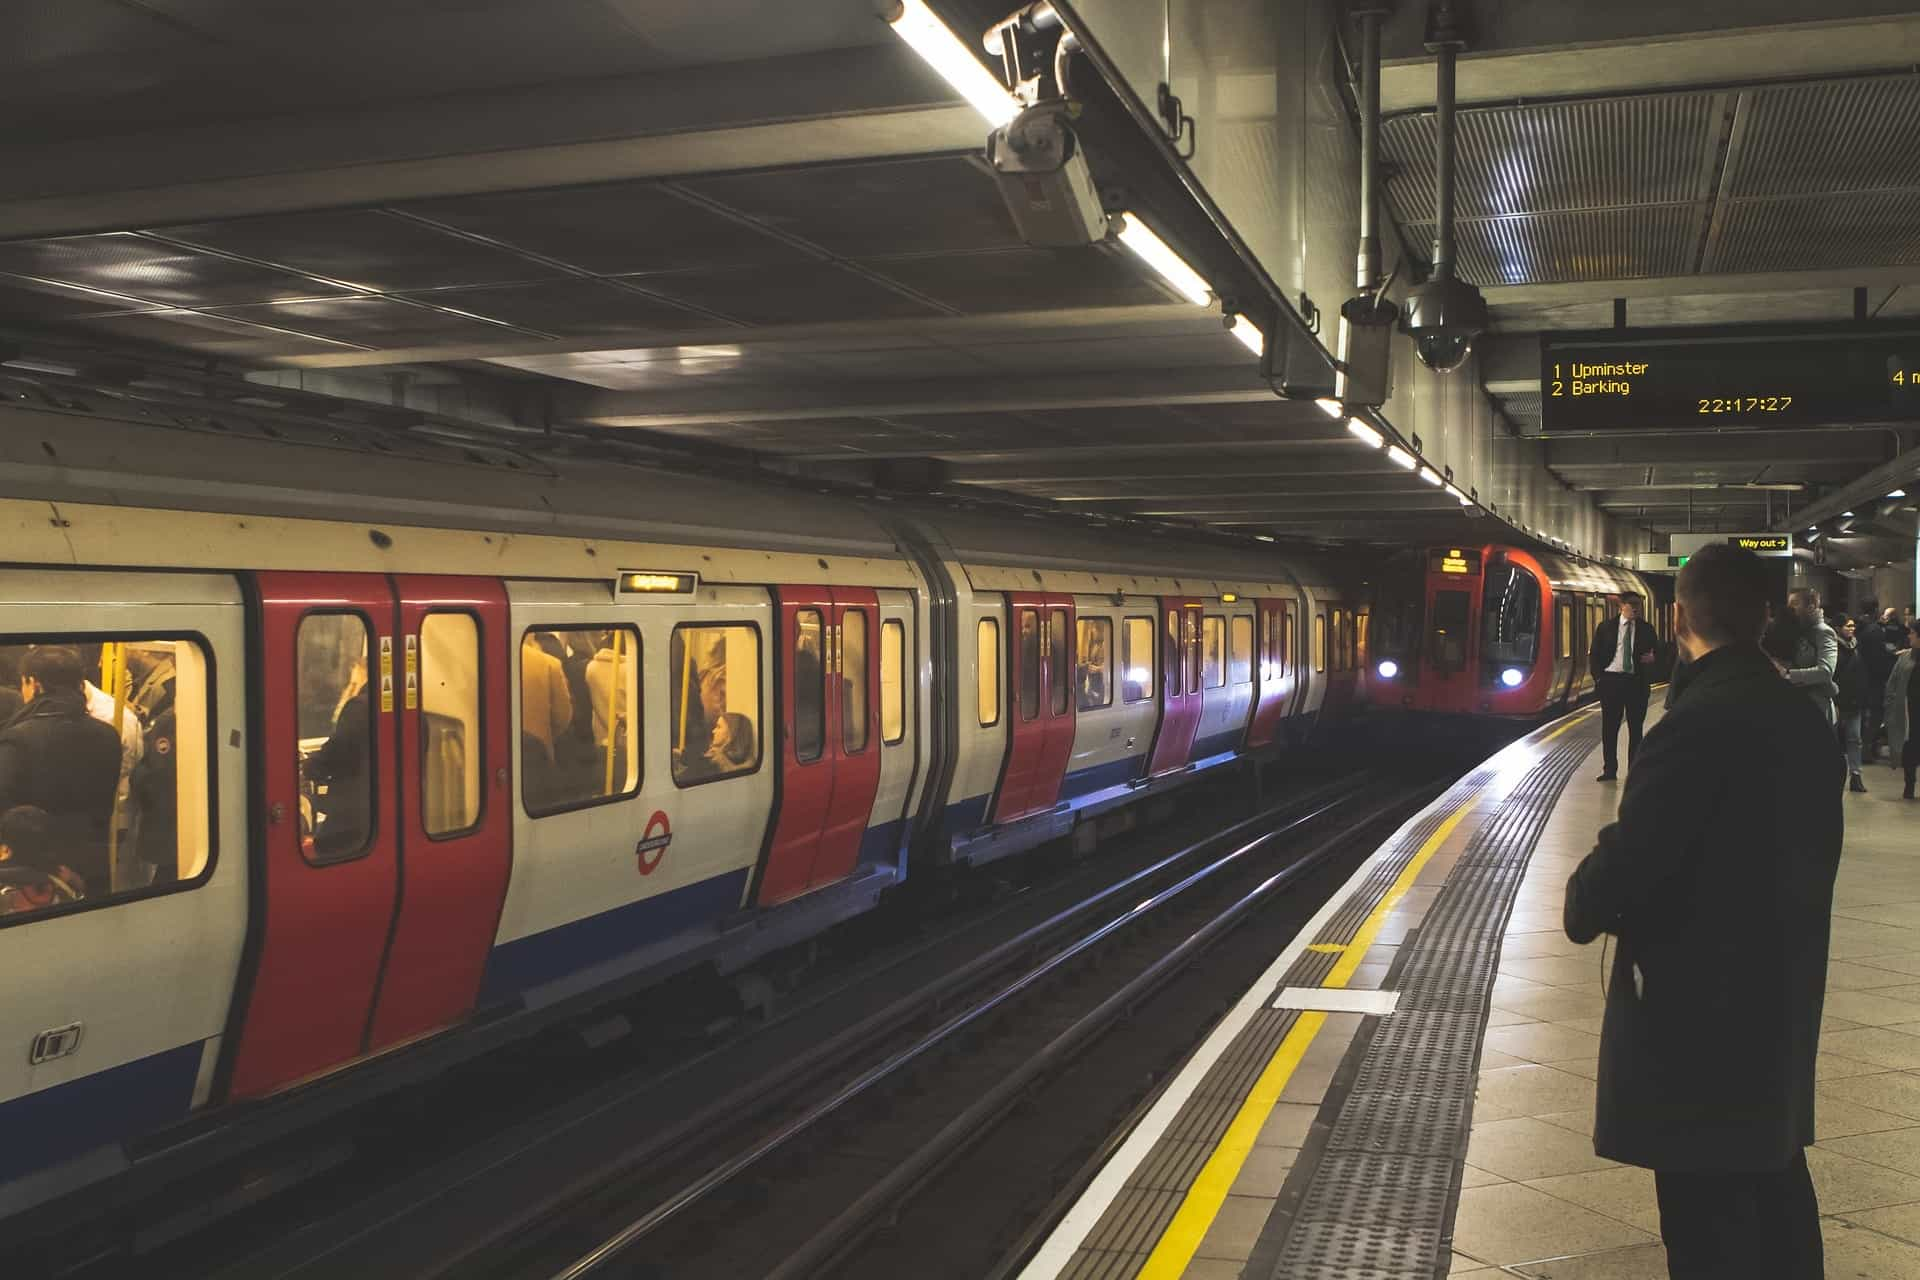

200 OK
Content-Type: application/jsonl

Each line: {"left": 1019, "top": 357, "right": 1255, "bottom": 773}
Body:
{"left": 1430, "top": 590, "right": 1470, "bottom": 672}
{"left": 1481, "top": 557, "right": 1541, "bottom": 666}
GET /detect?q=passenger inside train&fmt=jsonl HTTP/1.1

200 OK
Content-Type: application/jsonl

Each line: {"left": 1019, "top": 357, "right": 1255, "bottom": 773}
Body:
{"left": 0, "top": 805, "right": 87, "bottom": 915}
{"left": 669, "top": 624, "right": 759, "bottom": 785}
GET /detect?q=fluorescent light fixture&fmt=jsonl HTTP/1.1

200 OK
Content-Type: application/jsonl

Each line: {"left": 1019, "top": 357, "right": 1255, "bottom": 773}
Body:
{"left": 1418, "top": 466, "right": 1444, "bottom": 486}
{"left": 1254, "top": 534, "right": 1276, "bottom": 542}
{"left": 1314, "top": 397, "right": 1345, "bottom": 418}
{"left": 1458, "top": 494, "right": 1474, "bottom": 507}
{"left": 1889, "top": 489, "right": 1908, "bottom": 499}
{"left": 1806, "top": 524, "right": 1819, "bottom": 531}
{"left": 1843, "top": 510, "right": 1856, "bottom": 517}
{"left": 1386, "top": 445, "right": 1417, "bottom": 470}
{"left": 1115, "top": 213, "right": 1212, "bottom": 306}
{"left": 886, "top": 0, "right": 1019, "bottom": 126}
{"left": 1346, "top": 419, "right": 1384, "bottom": 448}
{"left": 1228, "top": 314, "right": 1264, "bottom": 356}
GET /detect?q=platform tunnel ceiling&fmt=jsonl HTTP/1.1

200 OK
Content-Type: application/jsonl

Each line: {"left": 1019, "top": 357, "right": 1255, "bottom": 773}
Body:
{"left": 0, "top": 2, "right": 1915, "bottom": 563}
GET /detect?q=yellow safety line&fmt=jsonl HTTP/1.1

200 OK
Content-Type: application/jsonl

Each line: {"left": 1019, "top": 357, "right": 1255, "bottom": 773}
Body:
{"left": 1135, "top": 706, "right": 1597, "bottom": 1277}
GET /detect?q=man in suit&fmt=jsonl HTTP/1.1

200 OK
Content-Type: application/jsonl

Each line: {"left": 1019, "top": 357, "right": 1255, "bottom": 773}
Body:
{"left": 1590, "top": 593, "right": 1658, "bottom": 781}
{"left": 1565, "top": 545, "right": 1840, "bottom": 1278}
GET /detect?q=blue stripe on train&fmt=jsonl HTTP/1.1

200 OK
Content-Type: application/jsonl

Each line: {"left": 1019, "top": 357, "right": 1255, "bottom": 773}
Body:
{"left": 1059, "top": 756, "right": 1143, "bottom": 802}
{"left": 1190, "top": 730, "right": 1245, "bottom": 761}
{"left": 857, "top": 819, "right": 905, "bottom": 868}
{"left": 0, "top": 1040, "right": 202, "bottom": 1183}
{"left": 478, "top": 868, "right": 751, "bottom": 1007}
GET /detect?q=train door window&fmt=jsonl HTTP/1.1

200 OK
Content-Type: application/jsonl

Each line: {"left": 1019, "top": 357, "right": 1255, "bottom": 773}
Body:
{"left": 1330, "top": 609, "right": 1348, "bottom": 671}
{"left": 1184, "top": 610, "right": 1204, "bottom": 693}
{"left": 298, "top": 613, "right": 376, "bottom": 863}
{"left": 419, "top": 612, "right": 481, "bottom": 838}
{"left": 1313, "top": 613, "right": 1327, "bottom": 673}
{"left": 523, "top": 626, "right": 640, "bottom": 815}
{"left": 977, "top": 618, "right": 1001, "bottom": 726}
{"left": 1017, "top": 609, "right": 1041, "bottom": 720}
{"left": 1230, "top": 616, "right": 1253, "bottom": 684}
{"left": 792, "top": 610, "right": 826, "bottom": 764}
{"left": 672, "top": 624, "right": 761, "bottom": 785}
{"left": 0, "top": 636, "right": 214, "bottom": 920}
{"left": 1281, "top": 605, "right": 1296, "bottom": 677}
{"left": 1077, "top": 617, "right": 1114, "bottom": 710}
{"left": 1048, "top": 609, "right": 1070, "bottom": 716}
{"left": 1122, "top": 617, "right": 1153, "bottom": 702}
{"left": 842, "top": 611, "right": 869, "bottom": 754}
{"left": 880, "top": 620, "right": 906, "bottom": 745}
{"left": 1557, "top": 598, "right": 1573, "bottom": 659}
{"left": 1430, "top": 592, "right": 1470, "bottom": 672}
{"left": 1202, "top": 616, "right": 1226, "bottom": 688}
{"left": 1164, "top": 609, "right": 1182, "bottom": 696}
{"left": 1356, "top": 611, "right": 1370, "bottom": 664}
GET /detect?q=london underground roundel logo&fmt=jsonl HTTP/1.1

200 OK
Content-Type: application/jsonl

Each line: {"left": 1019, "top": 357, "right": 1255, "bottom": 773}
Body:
{"left": 636, "top": 810, "right": 672, "bottom": 875}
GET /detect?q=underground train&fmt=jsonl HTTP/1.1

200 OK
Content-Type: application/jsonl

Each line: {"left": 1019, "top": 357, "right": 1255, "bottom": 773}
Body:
{"left": 1365, "top": 543, "right": 1669, "bottom": 717}
{"left": 0, "top": 386, "right": 1375, "bottom": 1228}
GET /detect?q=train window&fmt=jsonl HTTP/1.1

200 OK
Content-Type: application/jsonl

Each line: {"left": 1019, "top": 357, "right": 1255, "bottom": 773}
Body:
{"left": 1557, "top": 599, "right": 1574, "bottom": 659}
{"left": 1122, "top": 617, "right": 1153, "bottom": 702}
{"left": 1202, "top": 616, "right": 1226, "bottom": 688}
{"left": 672, "top": 624, "right": 761, "bottom": 786}
{"left": 1048, "top": 610, "right": 1071, "bottom": 716}
{"left": 299, "top": 614, "right": 376, "bottom": 863}
{"left": 1230, "top": 616, "right": 1253, "bottom": 684}
{"left": 523, "top": 627, "right": 640, "bottom": 815}
{"left": 1281, "top": 605, "right": 1296, "bottom": 676}
{"left": 1164, "top": 609, "right": 1182, "bottom": 697}
{"left": 419, "top": 613, "right": 482, "bottom": 839}
{"left": 1313, "top": 614, "right": 1327, "bottom": 673}
{"left": 1077, "top": 617, "right": 1113, "bottom": 710}
{"left": 842, "top": 611, "right": 870, "bottom": 754}
{"left": 881, "top": 619, "right": 906, "bottom": 745}
{"left": 0, "top": 636, "right": 213, "bottom": 923}
{"left": 1185, "top": 610, "right": 1204, "bottom": 694}
{"left": 793, "top": 611, "right": 825, "bottom": 764}
{"left": 1480, "top": 559, "right": 1540, "bottom": 668}
{"left": 1018, "top": 610, "right": 1041, "bottom": 720}
{"left": 977, "top": 618, "right": 1001, "bottom": 727}
{"left": 1331, "top": 609, "right": 1348, "bottom": 672}
{"left": 1356, "top": 611, "right": 1370, "bottom": 665}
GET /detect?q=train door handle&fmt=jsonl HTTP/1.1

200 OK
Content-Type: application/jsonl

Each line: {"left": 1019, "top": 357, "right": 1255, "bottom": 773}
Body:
{"left": 29, "top": 1023, "right": 82, "bottom": 1065}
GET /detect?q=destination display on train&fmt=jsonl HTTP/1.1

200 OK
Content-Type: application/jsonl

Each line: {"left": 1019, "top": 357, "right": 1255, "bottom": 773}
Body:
{"left": 1539, "top": 329, "right": 1920, "bottom": 431}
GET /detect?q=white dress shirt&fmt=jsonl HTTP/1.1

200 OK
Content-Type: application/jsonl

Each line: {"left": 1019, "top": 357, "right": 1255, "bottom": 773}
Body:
{"left": 1605, "top": 619, "right": 1633, "bottom": 674}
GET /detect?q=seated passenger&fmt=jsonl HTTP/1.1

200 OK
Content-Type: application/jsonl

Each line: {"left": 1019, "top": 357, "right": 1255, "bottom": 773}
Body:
{"left": 0, "top": 805, "right": 87, "bottom": 915}
{"left": 0, "top": 646, "right": 122, "bottom": 891}
{"left": 677, "top": 711, "right": 755, "bottom": 782}
{"left": 304, "top": 656, "right": 371, "bottom": 857}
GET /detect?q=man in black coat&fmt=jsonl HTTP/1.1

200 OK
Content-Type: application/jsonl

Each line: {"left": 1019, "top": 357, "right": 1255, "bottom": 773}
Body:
{"left": 1589, "top": 593, "right": 1658, "bottom": 781}
{"left": 1565, "top": 545, "right": 1841, "bottom": 1278}
{"left": 0, "top": 645, "right": 124, "bottom": 893}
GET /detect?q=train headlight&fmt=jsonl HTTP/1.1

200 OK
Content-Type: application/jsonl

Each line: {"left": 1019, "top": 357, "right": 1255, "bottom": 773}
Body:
{"left": 1500, "top": 667, "right": 1525, "bottom": 688}
{"left": 1376, "top": 659, "right": 1399, "bottom": 680}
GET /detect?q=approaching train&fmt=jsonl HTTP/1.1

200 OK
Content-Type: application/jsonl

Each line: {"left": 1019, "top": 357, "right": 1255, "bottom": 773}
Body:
{"left": 0, "top": 388, "right": 1374, "bottom": 1228}
{"left": 1365, "top": 543, "right": 1669, "bottom": 717}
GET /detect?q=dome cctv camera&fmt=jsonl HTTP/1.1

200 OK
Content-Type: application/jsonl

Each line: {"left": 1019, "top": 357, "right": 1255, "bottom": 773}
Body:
{"left": 1402, "top": 274, "right": 1488, "bottom": 374}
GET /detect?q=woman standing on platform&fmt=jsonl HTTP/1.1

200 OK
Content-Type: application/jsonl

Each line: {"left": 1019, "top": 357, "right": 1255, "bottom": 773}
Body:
{"left": 1885, "top": 620, "right": 1920, "bottom": 800}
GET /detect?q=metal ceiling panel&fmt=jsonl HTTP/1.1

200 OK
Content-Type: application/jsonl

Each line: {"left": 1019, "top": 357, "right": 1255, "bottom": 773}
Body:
{"left": 66, "top": 309, "right": 361, "bottom": 359}
{"left": 961, "top": 331, "right": 1242, "bottom": 374}
{"left": 678, "top": 156, "right": 1020, "bottom": 259}
{"left": 1415, "top": 203, "right": 1708, "bottom": 285}
{"left": 400, "top": 279, "right": 718, "bottom": 338}
{"left": 490, "top": 347, "right": 811, "bottom": 391}
{"left": 864, "top": 246, "right": 1175, "bottom": 314}
{"left": 152, "top": 210, "right": 563, "bottom": 292}
{"left": 207, "top": 296, "right": 544, "bottom": 348}
{"left": 0, "top": 232, "right": 349, "bottom": 307}
{"left": 632, "top": 262, "right": 942, "bottom": 326}
{"left": 1727, "top": 76, "right": 1920, "bottom": 198}
{"left": 0, "top": 273, "right": 167, "bottom": 321}
{"left": 402, "top": 182, "right": 810, "bottom": 276}
{"left": 1381, "top": 92, "right": 1724, "bottom": 222}
{"left": 1705, "top": 190, "right": 1920, "bottom": 273}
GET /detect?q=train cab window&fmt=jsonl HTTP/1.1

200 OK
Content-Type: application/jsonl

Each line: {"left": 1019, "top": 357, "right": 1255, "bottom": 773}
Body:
{"left": 1048, "top": 610, "right": 1070, "bottom": 716}
{"left": 842, "top": 611, "right": 869, "bottom": 754}
{"left": 1480, "top": 559, "right": 1540, "bottom": 668}
{"left": 880, "top": 620, "right": 906, "bottom": 745}
{"left": 1202, "top": 616, "right": 1226, "bottom": 688}
{"left": 1077, "top": 617, "right": 1113, "bottom": 710}
{"left": 672, "top": 624, "right": 761, "bottom": 785}
{"left": 0, "top": 636, "right": 213, "bottom": 920}
{"left": 1230, "top": 616, "right": 1253, "bottom": 684}
{"left": 793, "top": 611, "right": 826, "bottom": 764}
{"left": 1018, "top": 609, "right": 1041, "bottom": 720}
{"left": 1430, "top": 592, "right": 1470, "bottom": 673}
{"left": 523, "top": 626, "right": 639, "bottom": 815}
{"left": 1122, "top": 617, "right": 1153, "bottom": 702}
{"left": 299, "top": 614, "right": 376, "bottom": 862}
{"left": 977, "top": 618, "right": 1001, "bottom": 727}
{"left": 1313, "top": 614, "right": 1327, "bottom": 673}
{"left": 419, "top": 613, "right": 481, "bottom": 838}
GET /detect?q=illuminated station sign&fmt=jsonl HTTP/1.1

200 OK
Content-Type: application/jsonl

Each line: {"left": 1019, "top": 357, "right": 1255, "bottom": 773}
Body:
{"left": 1538, "top": 328, "right": 1920, "bottom": 431}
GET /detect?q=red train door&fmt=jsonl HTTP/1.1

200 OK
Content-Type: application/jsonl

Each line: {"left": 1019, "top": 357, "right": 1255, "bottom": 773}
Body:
{"left": 229, "top": 572, "right": 401, "bottom": 1099}
{"left": 759, "top": 588, "right": 835, "bottom": 905}
{"left": 991, "top": 594, "right": 1076, "bottom": 823}
{"left": 367, "top": 576, "right": 514, "bottom": 1049}
{"left": 1425, "top": 567, "right": 1481, "bottom": 713}
{"left": 1147, "top": 598, "right": 1204, "bottom": 775}
{"left": 1246, "top": 598, "right": 1289, "bottom": 748}
{"left": 808, "top": 589, "right": 882, "bottom": 890}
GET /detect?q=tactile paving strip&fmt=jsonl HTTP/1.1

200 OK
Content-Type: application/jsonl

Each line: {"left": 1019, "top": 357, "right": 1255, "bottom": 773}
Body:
{"left": 1265, "top": 731, "right": 1594, "bottom": 1280}
{"left": 1059, "top": 763, "right": 1507, "bottom": 1279}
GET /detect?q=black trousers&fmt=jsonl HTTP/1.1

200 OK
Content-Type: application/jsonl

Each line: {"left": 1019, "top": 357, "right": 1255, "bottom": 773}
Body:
{"left": 1654, "top": 1149, "right": 1823, "bottom": 1278}
{"left": 1596, "top": 672, "right": 1649, "bottom": 773}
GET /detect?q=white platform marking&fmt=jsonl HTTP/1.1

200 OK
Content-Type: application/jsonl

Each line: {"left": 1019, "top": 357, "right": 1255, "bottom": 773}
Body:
{"left": 1271, "top": 986, "right": 1400, "bottom": 1015}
